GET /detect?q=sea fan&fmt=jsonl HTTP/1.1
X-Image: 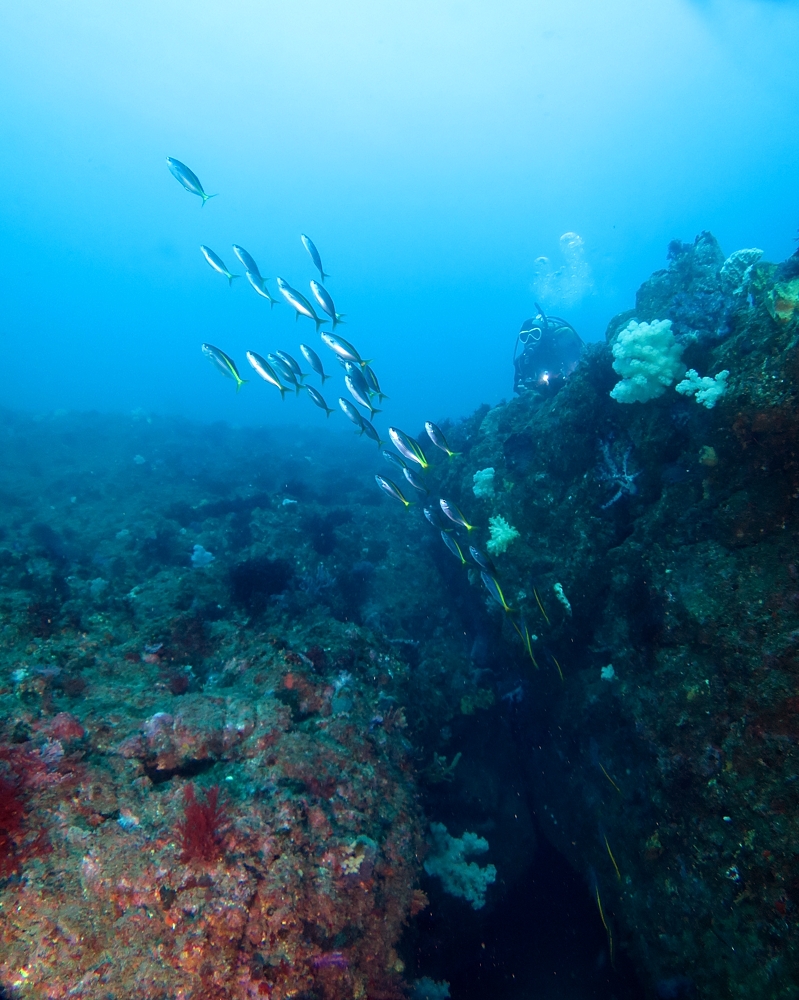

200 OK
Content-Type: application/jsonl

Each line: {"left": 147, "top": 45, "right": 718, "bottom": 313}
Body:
{"left": 0, "top": 774, "right": 26, "bottom": 875}
{"left": 177, "top": 784, "right": 228, "bottom": 863}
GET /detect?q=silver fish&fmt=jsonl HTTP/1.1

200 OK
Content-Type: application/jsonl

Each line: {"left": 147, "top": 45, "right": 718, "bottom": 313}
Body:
{"left": 345, "top": 374, "right": 380, "bottom": 420}
{"left": 388, "top": 428, "right": 429, "bottom": 469}
{"left": 202, "top": 344, "right": 246, "bottom": 391}
{"left": 441, "top": 531, "right": 467, "bottom": 565}
{"left": 469, "top": 546, "right": 495, "bottom": 574}
{"left": 301, "top": 235, "right": 329, "bottom": 283}
{"left": 339, "top": 397, "right": 366, "bottom": 430}
{"left": 300, "top": 344, "right": 329, "bottom": 383}
{"left": 382, "top": 450, "right": 406, "bottom": 471}
{"left": 360, "top": 419, "right": 384, "bottom": 447}
{"left": 275, "top": 351, "right": 308, "bottom": 382}
{"left": 403, "top": 466, "right": 429, "bottom": 495}
{"left": 363, "top": 365, "right": 387, "bottom": 401}
{"left": 481, "top": 571, "right": 513, "bottom": 613}
{"left": 425, "top": 421, "right": 459, "bottom": 457}
{"left": 166, "top": 157, "right": 217, "bottom": 206}
{"left": 276, "top": 277, "right": 327, "bottom": 331}
{"left": 246, "top": 351, "right": 288, "bottom": 399}
{"left": 375, "top": 475, "right": 413, "bottom": 508}
{"left": 200, "top": 246, "right": 239, "bottom": 286}
{"left": 439, "top": 498, "right": 475, "bottom": 532}
{"left": 245, "top": 270, "right": 279, "bottom": 307}
{"left": 344, "top": 362, "right": 370, "bottom": 397}
{"left": 423, "top": 506, "right": 446, "bottom": 529}
{"left": 233, "top": 245, "right": 262, "bottom": 280}
{"left": 310, "top": 280, "right": 344, "bottom": 328}
{"left": 304, "top": 385, "right": 333, "bottom": 416}
{"left": 267, "top": 353, "right": 301, "bottom": 394}
{"left": 320, "top": 332, "right": 366, "bottom": 366}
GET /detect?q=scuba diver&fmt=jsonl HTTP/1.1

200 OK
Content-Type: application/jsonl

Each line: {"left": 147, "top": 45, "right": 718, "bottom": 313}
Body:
{"left": 513, "top": 304, "right": 584, "bottom": 396}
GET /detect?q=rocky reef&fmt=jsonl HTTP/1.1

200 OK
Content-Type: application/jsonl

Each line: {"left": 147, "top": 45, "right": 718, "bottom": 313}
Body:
{"left": 428, "top": 233, "right": 799, "bottom": 998}
{"left": 1, "top": 233, "right": 798, "bottom": 999}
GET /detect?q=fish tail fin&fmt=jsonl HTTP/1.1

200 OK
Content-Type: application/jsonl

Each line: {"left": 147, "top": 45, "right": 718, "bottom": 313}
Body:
{"left": 235, "top": 378, "right": 248, "bottom": 394}
{"left": 314, "top": 317, "right": 329, "bottom": 333}
{"left": 278, "top": 386, "right": 289, "bottom": 400}
{"left": 321, "top": 373, "right": 331, "bottom": 384}
{"left": 378, "top": 393, "right": 390, "bottom": 402}
{"left": 322, "top": 270, "right": 331, "bottom": 283}
{"left": 369, "top": 408, "right": 381, "bottom": 421}
{"left": 201, "top": 193, "right": 219, "bottom": 207}
{"left": 333, "top": 313, "right": 345, "bottom": 328}
{"left": 228, "top": 274, "right": 241, "bottom": 287}
{"left": 325, "top": 407, "right": 334, "bottom": 418}
{"left": 447, "top": 450, "right": 462, "bottom": 458}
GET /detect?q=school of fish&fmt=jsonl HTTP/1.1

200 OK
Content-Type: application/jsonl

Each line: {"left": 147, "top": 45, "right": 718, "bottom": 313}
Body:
{"left": 169, "top": 156, "right": 536, "bottom": 660}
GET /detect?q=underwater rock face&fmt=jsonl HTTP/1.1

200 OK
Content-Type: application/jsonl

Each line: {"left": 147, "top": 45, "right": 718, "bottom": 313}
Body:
{"left": 606, "top": 231, "right": 741, "bottom": 346}
{"left": 430, "top": 239, "right": 799, "bottom": 998}
{"left": 2, "top": 239, "right": 799, "bottom": 999}
{"left": 0, "top": 420, "right": 426, "bottom": 999}
{"left": 0, "top": 636, "right": 420, "bottom": 998}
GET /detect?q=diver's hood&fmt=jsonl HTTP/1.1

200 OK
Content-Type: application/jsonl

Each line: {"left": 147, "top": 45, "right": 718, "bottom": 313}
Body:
{"left": 514, "top": 312, "right": 584, "bottom": 395}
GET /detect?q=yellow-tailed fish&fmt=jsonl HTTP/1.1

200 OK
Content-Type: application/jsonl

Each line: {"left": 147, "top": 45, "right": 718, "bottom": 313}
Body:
{"left": 534, "top": 587, "right": 551, "bottom": 625}
{"left": 339, "top": 397, "right": 366, "bottom": 430}
{"left": 520, "top": 618, "right": 539, "bottom": 667}
{"left": 599, "top": 763, "right": 622, "bottom": 796}
{"left": 202, "top": 344, "right": 247, "bottom": 391}
{"left": 304, "top": 385, "right": 334, "bottom": 417}
{"left": 388, "top": 427, "right": 429, "bottom": 469}
{"left": 276, "top": 277, "right": 328, "bottom": 331}
{"left": 481, "top": 571, "right": 513, "bottom": 613}
{"left": 375, "top": 475, "right": 413, "bottom": 508}
{"left": 301, "top": 234, "right": 329, "bottom": 283}
{"left": 383, "top": 450, "right": 406, "bottom": 472}
{"left": 439, "top": 498, "right": 474, "bottom": 531}
{"left": 310, "top": 280, "right": 344, "bottom": 329}
{"left": 604, "top": 835, "right": 622, "bottom": 881}
{"left": 267, "top": 353, "right": 302, "bottom": 395}
{"left": 245, "top": 351, "right": 288, "bottom": 399}
{"left": 232, "top": 245, "right": 261, "bottom": 280}
{"left": 425, "top": 421, "right": 459, "bottom": 457}
{"left": 320, "top": 331, "right": 367, "bottom": 366}
{"left": 595, "top": 885, "right": 615, "bottom": 967}
{"left": 360, "top": 419, "right": 384, "bottom": 447}
{"left": 363, "top": 364, "right": 387, "bottom": 401}
{"left": 468, "top": 545, "right": 495, "bottom": 574}
{"left": 441, "top": 531, "right": 467, "bottom": 565}
{"left": 275, "top": 350, "right": 308, "bottom": 382}
{"left": 166, "top": 157, "right": 217, "bottom": 206}
{"left": 200, "top": 246, "right": 239, "bottom": 286}
{"left": 300, "top": 344, "right": 330, "bottom": 383}
{"left": 345, "top": 374, "right": 380, "bottom": 420}
{"left": 403, "top": 466, "right": 429, "bottom": 495}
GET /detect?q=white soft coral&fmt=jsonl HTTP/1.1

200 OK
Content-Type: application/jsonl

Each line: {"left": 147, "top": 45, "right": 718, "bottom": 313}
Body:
{"left": 675, "top": 369, "right": 729, "bottom": 409}
{"left": 610, "top": 319, "right": 685, "bottom": 404}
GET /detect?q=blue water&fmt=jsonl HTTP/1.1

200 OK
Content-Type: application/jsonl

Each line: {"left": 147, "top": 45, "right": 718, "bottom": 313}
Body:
{"left": 1, "top": 1, "right": 797, "bottom": 432}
